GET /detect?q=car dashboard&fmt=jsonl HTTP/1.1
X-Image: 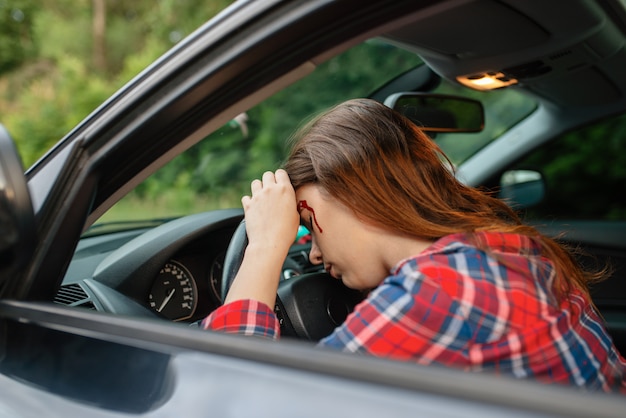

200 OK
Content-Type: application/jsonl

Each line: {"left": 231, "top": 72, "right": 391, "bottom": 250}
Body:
{"left": 55, "top": 209, "right": 319, "bottom": 325}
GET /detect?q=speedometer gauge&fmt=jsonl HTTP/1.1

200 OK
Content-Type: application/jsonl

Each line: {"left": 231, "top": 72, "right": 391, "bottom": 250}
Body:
{"left": 149, "top": 260, "right": 198, "bottom": 321}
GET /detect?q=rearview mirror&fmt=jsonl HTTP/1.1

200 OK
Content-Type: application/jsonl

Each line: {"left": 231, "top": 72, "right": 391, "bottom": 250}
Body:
{"left": 384, "top": 93, "right": 484, "bottom": 132}
{"left": 0, "top": 124, "right": 36, "bottom": 287}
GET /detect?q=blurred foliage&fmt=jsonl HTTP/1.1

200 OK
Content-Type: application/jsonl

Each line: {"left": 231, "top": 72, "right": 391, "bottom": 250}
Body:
{"left": 118, "top": 39, "right": 423, "bottom": 219}
{"left": 0, "top": 0, "right": 233, "bottom": 166}
{"left": 1, "top": 0, "right": 425, "bottom": 221}
{"left": 0, "top": 0, "right": 36, "bottom": 74}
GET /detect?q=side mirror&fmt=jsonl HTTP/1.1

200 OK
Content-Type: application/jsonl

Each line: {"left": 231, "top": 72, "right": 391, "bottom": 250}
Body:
{"left": 498, "top": 169, "right": 545, "bottom": 209}
{"left": 0, "top": 124, "right": 36, "bottom": 286}
{"left": 384, "top": 92, "right": 484, "bottom": 132}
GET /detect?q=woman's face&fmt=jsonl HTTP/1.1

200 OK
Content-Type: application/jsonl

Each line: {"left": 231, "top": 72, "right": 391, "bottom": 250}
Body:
{"left": 295, "top": 184, "right": 390, "bottom": 290}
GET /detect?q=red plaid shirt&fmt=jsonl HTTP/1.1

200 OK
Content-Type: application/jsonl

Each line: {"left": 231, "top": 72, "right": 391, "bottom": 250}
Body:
{"left": 203, "top": 232, "right": 626, "bottom": 392}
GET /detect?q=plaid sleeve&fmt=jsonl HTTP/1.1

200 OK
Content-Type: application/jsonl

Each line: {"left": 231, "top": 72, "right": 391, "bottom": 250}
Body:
{"left": 202, "top": 299, "right": 280, "bottom": 340}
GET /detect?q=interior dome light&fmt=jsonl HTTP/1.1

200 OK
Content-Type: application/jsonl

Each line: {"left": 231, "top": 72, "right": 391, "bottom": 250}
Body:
{"left": 457, "top": 72, "right": 518, "bottom": 91}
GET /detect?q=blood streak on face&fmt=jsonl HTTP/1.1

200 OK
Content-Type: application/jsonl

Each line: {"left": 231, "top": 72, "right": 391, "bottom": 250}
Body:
{"left": 297, "top": 200, "right": 323, "bottom": 233}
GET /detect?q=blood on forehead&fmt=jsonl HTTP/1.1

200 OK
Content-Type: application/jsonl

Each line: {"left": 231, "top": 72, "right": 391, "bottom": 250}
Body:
{"left": 297, "top": 200, "right": 323, "bottom": 233}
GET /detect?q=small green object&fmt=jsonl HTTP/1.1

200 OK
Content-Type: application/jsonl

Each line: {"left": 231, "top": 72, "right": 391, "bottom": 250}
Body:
{"left": 295, "top": 225, "right": 310, "bottom": 242}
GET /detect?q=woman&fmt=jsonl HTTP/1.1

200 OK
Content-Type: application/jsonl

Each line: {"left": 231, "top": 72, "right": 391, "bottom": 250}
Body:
{"left": 203, "top": 98, "right": 626, "bottom": 392}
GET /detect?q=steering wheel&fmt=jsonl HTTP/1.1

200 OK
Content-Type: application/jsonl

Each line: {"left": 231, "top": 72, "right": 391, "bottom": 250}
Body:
{"left": 221, "top": 220, "right": 364, "bottom": 341}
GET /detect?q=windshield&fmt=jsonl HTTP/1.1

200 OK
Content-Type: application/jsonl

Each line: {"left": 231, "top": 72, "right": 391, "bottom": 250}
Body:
{"left": 94, "top": 38, "right": 537, "bottom": 230}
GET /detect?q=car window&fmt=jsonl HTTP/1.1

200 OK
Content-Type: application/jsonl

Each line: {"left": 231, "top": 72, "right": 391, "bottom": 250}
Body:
{"left": 507, "top": 112, "right": 626, "bottom": 221}
{"left": 98, "top": 39, "right": 422, "bottom": 225}
{"left": 96, "top": 38, "right": 536, "bottom": 227}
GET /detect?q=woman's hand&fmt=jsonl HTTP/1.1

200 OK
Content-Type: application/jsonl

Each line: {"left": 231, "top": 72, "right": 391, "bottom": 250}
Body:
{"left": 224, "top": 169, "right": 299, "bottom": 307}
{"left": 241, "top": 169, "right": 299, "bottom": 254}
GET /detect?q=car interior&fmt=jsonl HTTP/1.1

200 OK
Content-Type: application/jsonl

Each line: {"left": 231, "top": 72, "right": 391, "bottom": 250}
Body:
{"left": 37, "top": 0, "right": 624, "bottom": 347}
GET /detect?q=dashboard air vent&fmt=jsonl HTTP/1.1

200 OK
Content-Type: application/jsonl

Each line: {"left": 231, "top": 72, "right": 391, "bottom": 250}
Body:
{"left": 54, "top": 283, "right": 96, "bottom": 310}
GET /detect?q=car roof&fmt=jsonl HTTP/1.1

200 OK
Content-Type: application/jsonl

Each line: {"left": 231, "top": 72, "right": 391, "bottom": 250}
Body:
{"left": 383, "top": 0, "right": 626, "bottom": 111}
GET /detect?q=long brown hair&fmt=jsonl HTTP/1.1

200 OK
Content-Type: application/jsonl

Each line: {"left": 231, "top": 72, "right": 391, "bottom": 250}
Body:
{"left": 284, "top": 98, "right": 603, "bottom": 301}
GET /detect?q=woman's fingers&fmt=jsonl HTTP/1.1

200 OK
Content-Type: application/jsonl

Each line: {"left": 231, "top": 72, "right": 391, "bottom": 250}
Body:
{"left": 250, "top": 178, "right": 262, "bottom": 194}
{"left": 262, "top": 170, "right": 276, "bottom": 185}
{"left": 250, "top": 170, "right": 294, "bottom": 196}
{"left": 274, "top": 168, "right": 290, "bottom": 183}
{"left": 243, "top": 170, "right": 295, "bottom": 218}
{"left": 241, "top": 195, "right": 251, "bottom": 209}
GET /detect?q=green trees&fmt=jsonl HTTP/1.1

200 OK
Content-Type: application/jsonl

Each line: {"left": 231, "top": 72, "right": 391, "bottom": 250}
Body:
{"left": 0, "top": 0, "right": 232, "bottom": 166}
{"left": 0, "top": 0, "right": 36, "bottom": 74}
{"left": 2, "top": 2, "right": 424, "bottom": 222}
{"left": 106, "top": 39, "right": 423, "bottom": 221}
